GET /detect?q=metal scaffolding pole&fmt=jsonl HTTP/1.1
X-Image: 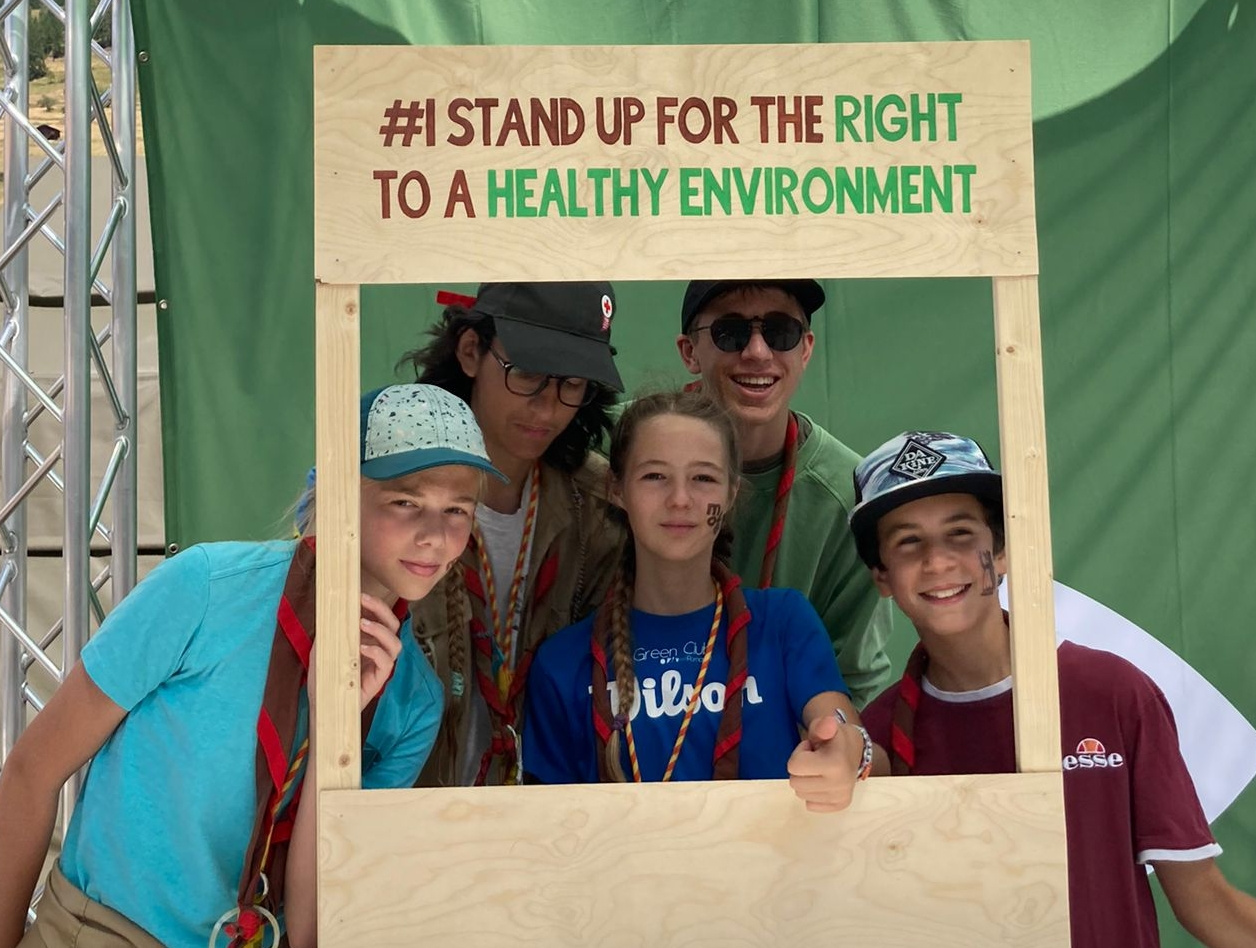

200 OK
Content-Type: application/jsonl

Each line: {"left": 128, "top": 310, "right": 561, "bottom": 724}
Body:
{"left": 0, "top": 0, "right": 139, "bottom": 838}
{"left": 109, "top": 0, "right": 135, "bottom": 602}
{"left": 1, "top": 0, "right": 30, "bottom": 762}
{"left": 61, "top": 0, "right": 93, "bottom": 817}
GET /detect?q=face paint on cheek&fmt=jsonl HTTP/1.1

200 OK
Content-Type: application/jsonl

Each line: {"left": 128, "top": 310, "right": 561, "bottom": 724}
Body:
{"left": 706, "top": 503, "right": 723, "bottom": 533}
{"left": 979, "top": 549, "right": 997, "bottom": 596}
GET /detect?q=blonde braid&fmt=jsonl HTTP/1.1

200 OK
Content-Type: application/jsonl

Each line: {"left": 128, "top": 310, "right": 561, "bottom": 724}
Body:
{"left": 421, "top": 567, "right": 471, "bottom": 786}
{"left": 445, "top": 567, "right": 470, "bottom": 702}
{"left": 603, "top": 567, "right": 636, "bottom": 782}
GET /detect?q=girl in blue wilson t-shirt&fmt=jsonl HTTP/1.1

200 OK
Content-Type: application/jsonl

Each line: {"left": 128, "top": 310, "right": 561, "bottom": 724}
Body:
{"left": 0, "top": 385, "right": 505, "bottom": 948}
{"left": 523, "top": 389, "right": 881, "bottom": 801}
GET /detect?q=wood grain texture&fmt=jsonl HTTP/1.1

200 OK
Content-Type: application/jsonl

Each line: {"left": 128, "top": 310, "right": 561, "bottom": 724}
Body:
{"left": 314, "top": 282, "right": 362, "bottom": 795}
{"left": 318, "top": 775, "right": 1069, "bottom": 947}
{"left": 313, "top": 42, "right": 1037, "bottom": 284}
{"left": 992, "top": 276, "right": 1061, "bottom": 774}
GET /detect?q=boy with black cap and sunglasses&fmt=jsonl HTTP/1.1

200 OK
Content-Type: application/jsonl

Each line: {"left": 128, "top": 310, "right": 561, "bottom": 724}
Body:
{"left": 851, "top": 430, "right": 1256, "bottom": 948}
{"left": 396, "top": 282, "right": 626, "bottom": 787}
{"left": 677, "top": 280, "right": 890, "bottom": 705}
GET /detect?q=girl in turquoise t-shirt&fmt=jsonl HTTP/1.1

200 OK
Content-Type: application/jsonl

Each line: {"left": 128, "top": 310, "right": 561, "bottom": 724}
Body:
{"left": 524, "top": 389, "right": 881, "bottom": 801}
{"left": 0, "top": 384, "right": 504, "bottom": 948}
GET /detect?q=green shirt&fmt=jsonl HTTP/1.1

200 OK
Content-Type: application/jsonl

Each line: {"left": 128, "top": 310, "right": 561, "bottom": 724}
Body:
{"left": 731, "top": 413, "right": 891, "bottom": 706}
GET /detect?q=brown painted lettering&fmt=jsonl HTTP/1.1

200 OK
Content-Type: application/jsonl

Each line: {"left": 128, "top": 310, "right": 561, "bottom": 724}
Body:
{"left": 373, "top": 169, "right": 398, "bottom": 218}
{"left": 397, "top": 170, "right": 431, "bottom": 218}
{"left": 446, "top": 98, "right": 475, "bottom": 146}
{"left": 443, "top": 169, "right": 475, "bottom": 218}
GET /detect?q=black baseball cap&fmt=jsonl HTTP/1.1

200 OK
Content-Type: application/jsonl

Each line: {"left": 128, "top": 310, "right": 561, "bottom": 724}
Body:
{"left": 471, "top": 282, "right": 623, "bottom": 392}
{"left": 680, "top": 280, "right": 826, "bottom": 333}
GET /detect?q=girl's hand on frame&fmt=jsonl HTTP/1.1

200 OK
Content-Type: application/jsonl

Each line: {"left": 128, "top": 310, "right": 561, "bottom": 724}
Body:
{"left": 357, "top": 593, "right": 403, "bottom": 709}
{"left": 306, "top": 594, "right": 404, "bottom": 713}
{"left": 786, "top": 711, "right": 865, "bottom": 813}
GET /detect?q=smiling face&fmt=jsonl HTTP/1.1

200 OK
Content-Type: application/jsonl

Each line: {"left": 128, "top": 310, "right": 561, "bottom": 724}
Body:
{"left": 676, "top": 286, "right": 815, "bottom": 433}
{"left": 456, "top": 328, "right": 580, "bottom": 470}
{"left": 359, "top": 465, "right": 482, "bottom": 603}
{"left": 610, "top": 413, "right": 737, "bottom": 571}
{"left": 871, "top": 492, "right": 1006, "bottom": 641}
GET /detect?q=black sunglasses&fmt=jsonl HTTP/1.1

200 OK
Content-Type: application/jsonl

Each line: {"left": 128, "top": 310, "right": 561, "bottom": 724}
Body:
{"left": 689, "top": 313, "right": 806, "bottom": 353}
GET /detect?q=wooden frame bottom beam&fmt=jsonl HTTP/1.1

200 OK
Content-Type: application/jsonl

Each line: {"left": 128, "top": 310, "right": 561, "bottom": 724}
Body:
{"left": 319, "top": 775, "right": 1069, "bottom": 947}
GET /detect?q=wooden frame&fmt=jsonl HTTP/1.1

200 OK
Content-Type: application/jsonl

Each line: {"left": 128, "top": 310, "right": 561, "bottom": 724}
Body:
{"left": 313, "top": 41, "right": 1066, "bottom": 946}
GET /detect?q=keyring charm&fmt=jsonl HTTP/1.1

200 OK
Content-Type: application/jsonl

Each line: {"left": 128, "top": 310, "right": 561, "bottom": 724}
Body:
{"left": 208, "top": 899, "right": 280, "bottom": 948}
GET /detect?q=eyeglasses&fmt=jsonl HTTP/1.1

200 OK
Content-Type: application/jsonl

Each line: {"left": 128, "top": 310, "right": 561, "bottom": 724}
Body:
{"left": 689, "top": 313, "right": 806, "bottom": 353}
{"left": 488, "top": 349, "right": 598, "bottom": 407}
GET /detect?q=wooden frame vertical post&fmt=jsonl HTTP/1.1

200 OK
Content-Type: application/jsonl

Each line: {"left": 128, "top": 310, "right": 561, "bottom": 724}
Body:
{"left": 993, "top": 275, "right": 1060, "bottom": 773}
{"left": 314, "top": 281, "right": 363, "bottom": 929}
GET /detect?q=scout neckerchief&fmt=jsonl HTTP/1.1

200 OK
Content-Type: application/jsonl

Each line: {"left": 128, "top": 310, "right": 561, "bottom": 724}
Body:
{"left": 888, "top": 643, "right": 930, "bottom": 776}
{"left": 471, "top": 464, "right": 541, "bottom": 698}
{"left": 217, "top": 536, "right": 406, "bottom": 948}
{"left": 757, "top": 411, "right": 799, "bottom": 588}
{"left": 682, "top": 381, "right": 798, "bottom": 589}
{"left": 463, "top": 464, "right": 551, "bottom": 784}
{"left": 591, "top": 562, "right": 751, "bottom": 782}
{"left": 890, "top": 612, "right": 1012, "bottom": 776}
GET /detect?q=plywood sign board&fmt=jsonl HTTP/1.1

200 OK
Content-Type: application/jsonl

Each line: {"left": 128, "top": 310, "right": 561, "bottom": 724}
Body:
{"left": 314, "top": 42, "right": 1037, "bottom": 283}
{"left": 320, "top": 776, "right": 1068, "bottom": 947}
{"left": 311, "top": 39, "right": 1064, "bottom": 948}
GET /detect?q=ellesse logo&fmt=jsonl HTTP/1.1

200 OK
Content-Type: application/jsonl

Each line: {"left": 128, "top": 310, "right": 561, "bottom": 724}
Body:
{"left": 1062, "top": 737, "right": 1125, "bottom": 771}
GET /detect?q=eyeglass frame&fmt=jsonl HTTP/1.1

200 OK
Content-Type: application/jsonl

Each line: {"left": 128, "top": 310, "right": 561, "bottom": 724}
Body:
{"left": 687, "top": 312, "right": 808, "bottom": 353}
{"left": 486, "top": 347, "right": 601, "bottom": 407}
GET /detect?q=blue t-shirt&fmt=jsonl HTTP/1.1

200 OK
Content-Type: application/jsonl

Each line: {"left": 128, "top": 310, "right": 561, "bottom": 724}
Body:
{"left": 59, "top": 540, "right": 443, "bottom": 948}
{"left": 523, "top": 586, "right": 846, "bottom": 783}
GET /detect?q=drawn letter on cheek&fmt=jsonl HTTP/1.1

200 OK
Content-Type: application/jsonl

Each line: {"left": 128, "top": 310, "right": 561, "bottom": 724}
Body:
{"left": 979, "top": 550, "right": 997, "bottom": 596}
{"left": 706, "top": 503, "right": 723, "bottom": 533}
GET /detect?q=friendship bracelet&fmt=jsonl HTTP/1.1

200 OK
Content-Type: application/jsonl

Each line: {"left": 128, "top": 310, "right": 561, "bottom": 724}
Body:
{"left": 834, "top": 708, "right": 875, "bottom": 781}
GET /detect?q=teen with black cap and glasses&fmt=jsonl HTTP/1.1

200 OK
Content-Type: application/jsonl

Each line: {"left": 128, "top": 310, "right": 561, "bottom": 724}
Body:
{"left": 398, "top": 282, "right": 626, "bottom": 786}
{"left": 676, "top": 280, "right": 891, "bottom": 706}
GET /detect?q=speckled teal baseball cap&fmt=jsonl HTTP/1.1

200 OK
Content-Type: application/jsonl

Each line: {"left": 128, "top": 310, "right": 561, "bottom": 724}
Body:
{"left": 360, "top": 384, "right": 507, "bottom": 483}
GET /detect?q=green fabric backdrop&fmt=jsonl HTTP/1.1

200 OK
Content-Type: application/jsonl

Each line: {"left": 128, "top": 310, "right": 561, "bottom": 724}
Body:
{"left": 131, "top": 2, "right": 1256, "bottom": 942}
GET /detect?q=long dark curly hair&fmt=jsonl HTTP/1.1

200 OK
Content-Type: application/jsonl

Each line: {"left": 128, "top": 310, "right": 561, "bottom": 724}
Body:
{"left": 396, "top": 301, "right": 617, "bottom": 474}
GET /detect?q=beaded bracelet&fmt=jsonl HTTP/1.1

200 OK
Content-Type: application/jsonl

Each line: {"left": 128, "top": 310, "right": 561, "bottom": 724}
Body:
{"left": 834, "top": 708, "right": 875, "bottom": 781}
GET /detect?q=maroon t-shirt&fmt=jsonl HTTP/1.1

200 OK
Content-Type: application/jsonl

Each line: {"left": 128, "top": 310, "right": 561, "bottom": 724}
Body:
{"left": 861, "top": 642, "right": 1218, "bottom": 948}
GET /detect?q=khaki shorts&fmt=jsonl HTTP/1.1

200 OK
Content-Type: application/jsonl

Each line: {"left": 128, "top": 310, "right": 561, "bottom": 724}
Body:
{"left": 19, "top": 864, "right": 163, "bottom": 948}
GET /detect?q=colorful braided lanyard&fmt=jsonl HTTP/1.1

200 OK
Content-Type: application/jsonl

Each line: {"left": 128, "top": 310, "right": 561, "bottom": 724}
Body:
{"left": 471, "top": 463, "right": 540, "bottom": 700}
{"left": 212, "top": 741, "right": 307, "bottom": 947}
{"left": 757, "top": 411, "right": 798, "bottom": 589}
{"left": 625, "top": 582, "right": 724, "bottom": 783}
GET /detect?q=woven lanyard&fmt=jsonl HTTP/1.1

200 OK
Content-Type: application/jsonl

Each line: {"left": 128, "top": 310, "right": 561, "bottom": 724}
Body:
{"left": 471, "top": 464, "right": 541, "bottom": 699}
{"left": 216, "top": 535, "right": 407, "bottom": 948}
{"left": 757, "top": 411, "right": 799, "bottom": 589}
{"left": 625, "top": 583, "right": 724, "bottom": 783}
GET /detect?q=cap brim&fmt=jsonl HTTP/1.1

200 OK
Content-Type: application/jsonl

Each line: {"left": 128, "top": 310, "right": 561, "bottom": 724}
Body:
{"left": 684, "top": 280, "right": 825, "bottom": 331}
{"left": 493, "top": 317, "right": 624, "bottom": 392}
{"left": 362, "top": 447, "right": 509, "bottom": 483}
{"left": 848, "top": 472, "right": 1004, "bottom": 567}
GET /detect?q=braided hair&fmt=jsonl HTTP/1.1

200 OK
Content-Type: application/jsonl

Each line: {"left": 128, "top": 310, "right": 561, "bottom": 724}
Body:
{"left": 589, "top": 389, "right": 751, "bottom": 781}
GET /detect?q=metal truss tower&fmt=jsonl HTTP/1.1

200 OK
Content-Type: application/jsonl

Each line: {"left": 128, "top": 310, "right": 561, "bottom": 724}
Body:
{"left": 0, "top": 0, "right": 137, "bottom": 854}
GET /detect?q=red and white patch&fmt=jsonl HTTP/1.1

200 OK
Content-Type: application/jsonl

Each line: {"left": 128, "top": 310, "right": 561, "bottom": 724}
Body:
{"left": 600, "top": 294, "right": 613, "bottom": 332}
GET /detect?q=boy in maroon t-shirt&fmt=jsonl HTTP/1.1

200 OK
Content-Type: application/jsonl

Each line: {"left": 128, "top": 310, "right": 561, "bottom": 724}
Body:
{"left": 849, "top": 431, "right": 1256, "bottom": 948}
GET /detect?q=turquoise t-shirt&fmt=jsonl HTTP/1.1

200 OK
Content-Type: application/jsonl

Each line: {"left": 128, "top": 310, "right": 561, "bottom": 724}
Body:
{"left": 59, "top": 540, "right": 442, "bottom": 948}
